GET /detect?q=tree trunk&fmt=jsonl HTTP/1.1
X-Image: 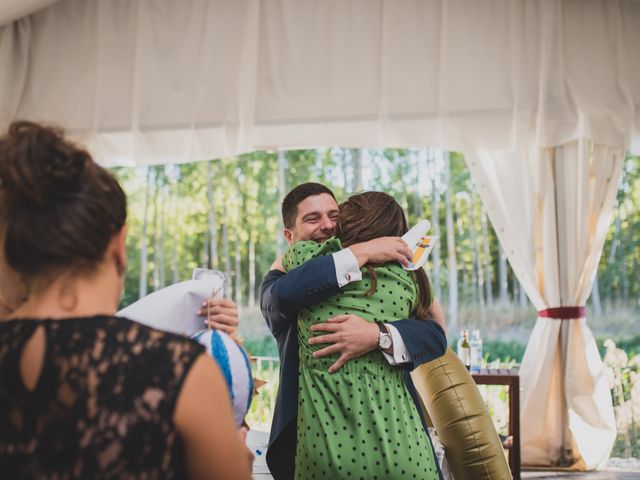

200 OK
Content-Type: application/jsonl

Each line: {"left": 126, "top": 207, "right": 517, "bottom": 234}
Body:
{"left": 352, "top": 148, "right": 363, "bottom": 192}
{"left": 222, "top": 221, "right": 232, "bottom": 298}
{"left": 413, "top": 150, "right": 423, "bottom": 219}
{"left": 519, "top": 279, "right": 528, "bottom": 307}
{"left": 235, "top": 241, "right": 242, "bottom": 307}
{"left": 498, "top": 244, "right": 508, "bottom": 303}
{"left": 170, "top": 183, "right": 179, "bottom": 284}
{"left": 444, "top": 153, "right": 458, "bottom": 328}
{"left": 341, "top": 149, "right": 351, "bottom": 192}
{"left": 590, "top": 273, "right": 602, "bottom": 317}
{"left": 396, "top": 151, "right": 409, "bottom": 212}
{"left": 207, "top": 162, "right": 219, "bottom": 270}
{"left": 619, "top": 202, "right": 630, "bottom": 306}
{"left": 605, "top": 208, "right": 621, "bottom": 308}
{"left": 472, "top": 200, "right": 485, "bottom": 307}
{"left": 139, "top": 167, "right": 152, "bottom": 299}
{"left": 428, "top": 149, "right": 442, "bottom": 302}
{"left": 203, "top": 228, "right": 210, "bottom": 271}
{"left": 481, "top": 209, "right": 493, "bottom": 305}
{"left": 150, "top": 168, "right": 161, "bottom": 291}
{"left": 512, "top": 271, "right": 519, "bottom": 303}
{"left": 248, "top": 234, "right": 256, "bottom": 308}
{"left": 157, "top": 169, "right": 166, "bottom": 288}
{"left": 277, "top": 150, "right": 287, "bottom": 256}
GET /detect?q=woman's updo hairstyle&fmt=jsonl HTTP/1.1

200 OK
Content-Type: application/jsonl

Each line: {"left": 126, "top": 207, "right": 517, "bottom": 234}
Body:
{"left": 0, "top": 121, "right": 126, "bottom": 279}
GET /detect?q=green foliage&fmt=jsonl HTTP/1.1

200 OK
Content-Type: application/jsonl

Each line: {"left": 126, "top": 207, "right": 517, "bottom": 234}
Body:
{"left": 481, "top": 340, "right": 527, "bottom": 363}
{"left": 244, "top": 335, "right": 279, "bottom": 358}
{"left": 112, "top": 150, "right": 639, "bottom": 330}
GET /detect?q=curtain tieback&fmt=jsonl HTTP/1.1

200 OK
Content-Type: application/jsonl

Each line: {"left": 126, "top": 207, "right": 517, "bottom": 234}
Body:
{"left": 538, "top": 306, "right": 585, "bottom": 319}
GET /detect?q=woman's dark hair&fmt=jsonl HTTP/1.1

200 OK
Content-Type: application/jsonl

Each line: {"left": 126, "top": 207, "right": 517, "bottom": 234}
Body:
{"left": 0, "top": 121, "right": 126, "bottom": 281}
{"left": 337, "top": 191, "right": 433, "bottom": 319}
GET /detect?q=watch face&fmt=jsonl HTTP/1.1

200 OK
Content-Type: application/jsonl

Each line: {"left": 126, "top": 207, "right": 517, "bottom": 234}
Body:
{"left": 379, "top": 334, "right": 392, "bottom": 350}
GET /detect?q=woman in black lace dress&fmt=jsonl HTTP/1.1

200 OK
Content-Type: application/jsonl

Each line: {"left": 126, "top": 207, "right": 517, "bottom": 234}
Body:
{"left": 0, "top": 122, "right": 252, "bottom": 479}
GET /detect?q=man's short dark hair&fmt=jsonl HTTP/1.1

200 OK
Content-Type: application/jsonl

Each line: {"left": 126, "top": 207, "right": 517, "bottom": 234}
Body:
{"left": 281, "top": 182, "right": 336, "bottom": 229}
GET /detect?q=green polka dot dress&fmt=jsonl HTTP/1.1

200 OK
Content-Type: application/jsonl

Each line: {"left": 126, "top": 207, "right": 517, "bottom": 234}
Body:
{"left": 283, "top": 238, "right": 439, "bottom": 480}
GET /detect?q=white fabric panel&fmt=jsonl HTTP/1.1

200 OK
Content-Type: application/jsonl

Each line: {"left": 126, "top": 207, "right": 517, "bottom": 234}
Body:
{"left": 0, "top": 0, "right": 639, "bottom": 165}
{"left": 465, "top": 140, "right": 622, "bottom": 468}
{"left": 0, "top": 0, "right": 58, "bottom": 26}
{"left": 0, "top": 18, "right": 30, "bottom": 121}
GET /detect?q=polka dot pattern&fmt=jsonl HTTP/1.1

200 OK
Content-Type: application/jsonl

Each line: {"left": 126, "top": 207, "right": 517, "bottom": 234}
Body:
{"left": 283, "top": 238, "right": 439, "bottom": 479}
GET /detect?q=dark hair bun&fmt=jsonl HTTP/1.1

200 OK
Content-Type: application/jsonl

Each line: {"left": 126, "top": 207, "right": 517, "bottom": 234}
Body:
{"left": 0, "top": 121, "right": 90, "bottom": 208}
{"left": 0, "top": 120, "right": 126, "bottom": 279}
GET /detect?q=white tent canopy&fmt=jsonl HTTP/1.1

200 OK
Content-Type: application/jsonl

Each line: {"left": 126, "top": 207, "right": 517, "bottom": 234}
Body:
{"left": 1, "top": 0, "right": 639, "bottom": 470}
{"left": 0, "top": 0, "right": 639, "bottom": 165}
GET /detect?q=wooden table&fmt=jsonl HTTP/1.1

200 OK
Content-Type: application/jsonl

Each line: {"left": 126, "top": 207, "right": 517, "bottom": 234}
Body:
{"left": 472, "top": 368, "right": 521, "bottom": 480}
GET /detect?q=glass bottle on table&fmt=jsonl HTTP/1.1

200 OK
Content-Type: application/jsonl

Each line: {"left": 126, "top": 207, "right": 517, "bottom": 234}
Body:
{"left": 470, "top": 329, "right": 483, "bottom": 373}
{"left": 457, "top": 329, "right": 471, "bottom": 370}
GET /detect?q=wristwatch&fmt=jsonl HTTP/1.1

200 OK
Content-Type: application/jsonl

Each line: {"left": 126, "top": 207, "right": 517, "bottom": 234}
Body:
{"left": 375, "top": 321, "right": 392, "bottom": 350}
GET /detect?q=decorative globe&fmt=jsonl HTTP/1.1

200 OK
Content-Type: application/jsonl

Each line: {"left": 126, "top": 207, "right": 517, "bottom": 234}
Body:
{"left": 191, "top": 329, "right": 254, "bottom": 426}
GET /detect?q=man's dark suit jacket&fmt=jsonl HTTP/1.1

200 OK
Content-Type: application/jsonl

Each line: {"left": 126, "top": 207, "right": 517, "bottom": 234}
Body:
{"left": 259, "top": 255, "right": 447, "bottom": 480}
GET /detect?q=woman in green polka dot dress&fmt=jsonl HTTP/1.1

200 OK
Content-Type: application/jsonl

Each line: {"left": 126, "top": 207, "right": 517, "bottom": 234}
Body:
{"left": 282, "top": 192, "right": 440, "bottom": 480}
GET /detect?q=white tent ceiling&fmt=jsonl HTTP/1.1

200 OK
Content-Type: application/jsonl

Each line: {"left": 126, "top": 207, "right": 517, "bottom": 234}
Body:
{"left": 0, "top": 0, "right": 637, "bottom": 471}
{"left": 0, "top": 0, "right": 57, "bottom": 27}
{"left": 0, "top": 0, "right": 639, "bottom": 166}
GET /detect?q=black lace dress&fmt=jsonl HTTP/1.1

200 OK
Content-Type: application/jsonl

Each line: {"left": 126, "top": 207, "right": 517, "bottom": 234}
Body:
{"left": 0, "top": 315, "right": 204, "bottom": 478}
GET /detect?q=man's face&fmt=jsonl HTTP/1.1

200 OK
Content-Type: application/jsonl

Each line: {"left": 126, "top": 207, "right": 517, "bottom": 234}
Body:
{"left": 284, "top": 193, "right": 339, "bottom": 245}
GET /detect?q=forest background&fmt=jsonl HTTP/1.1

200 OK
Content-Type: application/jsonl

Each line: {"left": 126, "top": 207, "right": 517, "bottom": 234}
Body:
{"left": 112, "top": 148, "right": 639, "bottom": 360}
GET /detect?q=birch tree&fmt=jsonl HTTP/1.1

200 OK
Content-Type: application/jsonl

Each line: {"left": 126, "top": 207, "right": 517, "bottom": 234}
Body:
{"left": 498, "top": 245, "right": 508, "bottom": 303}
{"left": 207, "top": 161, "right": 219, "bottom": 270}
{"left": 139, "top": 167, "right": 152, "bottom": 299}
{"left": 445, "top": 153, "right": 458, "bottom": 328}
{"left": 481, "top": 209, "right": 494, "bottom": 305}
{"left": 277, "top": 150, "right": 287, "bottom": 256}
{"left": 428, "top": 149, "right": 442, "bottom": 301}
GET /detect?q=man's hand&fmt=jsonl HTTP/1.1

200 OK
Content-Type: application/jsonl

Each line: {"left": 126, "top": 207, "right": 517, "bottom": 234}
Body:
{"left": 309, "top": 314, "right": 379, "bottom": 373}
{"left": 349, "top": 237, "right": 413, "bottom": 268}
{"left": 197, "top": 298, "right": 240, "bottom": 335}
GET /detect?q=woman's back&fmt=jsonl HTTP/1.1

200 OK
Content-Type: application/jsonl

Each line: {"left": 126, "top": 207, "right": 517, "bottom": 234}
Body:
{"left": 285, "top": 238, "right": 417, "bottom": 368}
{"left": 0, "top": 315, "right": 203, "bottom": 478}
{"left": 283, "top": 237, "right": 440, "bottom": 480}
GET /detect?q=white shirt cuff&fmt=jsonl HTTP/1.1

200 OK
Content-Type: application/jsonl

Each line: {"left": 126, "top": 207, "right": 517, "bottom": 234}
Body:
{"left": 382, "top": 323, "right": 411, "bottom": 365}
{"left": 332, "top": 248, "right": 362, "bottom": 287}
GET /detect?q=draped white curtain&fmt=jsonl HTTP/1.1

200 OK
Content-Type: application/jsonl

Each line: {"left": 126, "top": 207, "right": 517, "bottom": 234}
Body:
{"left": 465, "top": 141, "right": 623, "bottom": 468}
{"left": 0, "top": 0, "right": 639, "bottom": 166}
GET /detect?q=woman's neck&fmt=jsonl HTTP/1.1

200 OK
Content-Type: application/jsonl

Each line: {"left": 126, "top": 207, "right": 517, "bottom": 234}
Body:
{"left": 9, "top": 269, "right": 119, "bottom": 320}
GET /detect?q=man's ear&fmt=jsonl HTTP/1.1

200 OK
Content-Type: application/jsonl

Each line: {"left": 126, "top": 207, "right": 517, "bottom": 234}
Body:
{"left": 283, "top": 228, "right": 294, "bottom": 245}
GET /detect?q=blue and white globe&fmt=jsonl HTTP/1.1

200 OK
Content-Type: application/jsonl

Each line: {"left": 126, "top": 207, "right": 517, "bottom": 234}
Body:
{"left": 191, "top": 329, "right": 254, "bottom": 426}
